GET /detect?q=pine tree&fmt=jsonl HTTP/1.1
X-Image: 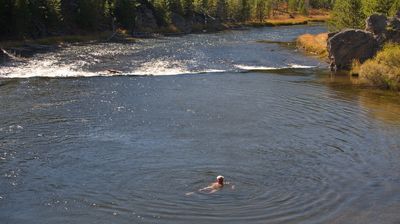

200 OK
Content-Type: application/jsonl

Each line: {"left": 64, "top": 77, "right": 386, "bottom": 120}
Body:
{"left": 200, "top": 0, "right": 209, "bottom": 13}
{"left": 329, "top": 0, "right": 365, "bottom": 31}
{"left": 299, "top": 0, "right": 309, "bottom": 15}
{"left": 15, "top": 0, "right": 31, "bottom": 38}
{"left": 115, "top": 0, "right": 136, "bottom": 30}
{"left": 375, "top": 0, "right": 395, "bottom": 15}
{"left": 362, "top": 0, "right": 396, "bottom": 16}
{"left": 216, "top": 0, "right": 228, "bottom": 20}
{"left": 240, "top": 0, "right": 251, "bottom": 21}
{"left": 166, "top": 0, "right": 183, "bottom": 15}
{"left": 288, "top": 0, "right": 297, "bottom": 13}
{"left": 61, "top": 0, "right": 79, "bottom": 30}
{"left": 0, "top": 0, "right": 16, "bottom": 39}
{"left": 255, "top": 0, "right": 266, "bottom": 22}
{"left": 390, "top": 0, "right": 400, "bottom": 16}
{"left": 182, "top": 0, "right": 194, "bottom": 17}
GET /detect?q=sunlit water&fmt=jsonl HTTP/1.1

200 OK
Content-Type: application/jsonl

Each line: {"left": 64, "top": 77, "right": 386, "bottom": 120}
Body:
{"left": 1, "top": 24, "right": 400, "bottom": 224}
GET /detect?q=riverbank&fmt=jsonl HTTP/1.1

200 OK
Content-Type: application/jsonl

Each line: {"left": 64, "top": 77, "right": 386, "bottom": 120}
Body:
{"left": 296, "top": 32, "right": 400, "bottom": 91}
{"left": 296, "top": 32, "right": 328, "bottom": 58}
{"left": 356, "top": 44, "right": 400, "bottom": 90}
{"left": 0, "top": 10, "right": 330, "bottom": 60}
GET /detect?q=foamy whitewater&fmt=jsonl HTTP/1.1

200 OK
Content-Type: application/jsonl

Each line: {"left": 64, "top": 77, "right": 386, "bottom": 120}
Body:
{"left": 0, "top": 25, "right": 326, "bottom": 79}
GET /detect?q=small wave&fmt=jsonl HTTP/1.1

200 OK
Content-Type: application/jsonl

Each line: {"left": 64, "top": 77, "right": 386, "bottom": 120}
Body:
{"left": 235, "top": 64, "right": 316, "bottom": 71}
{"left": 0, "top": 54, "right": 314, "bottom": 79}
{"left": 129, "top": 69, "right": 226, "bottom": 76}
{"left": 234, "top": 65, "right": 278, "bottom": 70}
{"left": 288, "top": 64, "right": 316, "bottom": 69}
{"left": 0, "top": 57, "right": 227, "bottom": 78}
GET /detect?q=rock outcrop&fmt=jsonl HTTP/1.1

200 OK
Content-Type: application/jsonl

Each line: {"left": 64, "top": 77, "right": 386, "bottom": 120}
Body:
{"left": 135, "top": 4, "right": 159, "bottom": 32}
{"left": 171, "top": 13, "right": 191, "bottom": 33}
{"left": 366, "top": 14, "right": 387, "bottom": 35}
{"left": 328, "top": 30, "right": 379, "bottom": 71}
{"left": 328, "top": 13, "right": 400, "bottom": 71}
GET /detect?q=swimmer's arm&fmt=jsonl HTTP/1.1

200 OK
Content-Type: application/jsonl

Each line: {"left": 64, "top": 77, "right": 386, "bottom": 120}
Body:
{"left": 209, "top": 189, "right": 218, "bottom": 194}
{"left": 198, "top": 186, "right": 212, "bottom": 192}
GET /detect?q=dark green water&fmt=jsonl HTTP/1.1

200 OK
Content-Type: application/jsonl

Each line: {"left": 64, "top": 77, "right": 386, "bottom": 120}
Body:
{"left": 1, "top": 25, "right": 400, "bottom": 224}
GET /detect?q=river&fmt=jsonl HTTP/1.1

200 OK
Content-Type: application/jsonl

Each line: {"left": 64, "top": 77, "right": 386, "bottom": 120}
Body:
{"left": 1, "top": 24, "right": 400, "bottom": 224}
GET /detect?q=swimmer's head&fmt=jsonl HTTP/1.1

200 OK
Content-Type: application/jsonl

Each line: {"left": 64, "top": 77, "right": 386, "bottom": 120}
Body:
{"left": 216, "top": 175, "right": 224, "bottom": 184}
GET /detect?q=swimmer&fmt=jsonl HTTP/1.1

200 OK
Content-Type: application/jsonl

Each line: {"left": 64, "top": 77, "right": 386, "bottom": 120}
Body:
{"left": 199, "top": 175, "right": 225, "bottom": 193}
{"left": 185, "top": 175, "right": 235, "bottom": 196}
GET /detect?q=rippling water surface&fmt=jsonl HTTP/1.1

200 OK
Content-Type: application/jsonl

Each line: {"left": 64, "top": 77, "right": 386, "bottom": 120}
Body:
{"left": 1, "top": 24, "right": 400, "bottom": 224}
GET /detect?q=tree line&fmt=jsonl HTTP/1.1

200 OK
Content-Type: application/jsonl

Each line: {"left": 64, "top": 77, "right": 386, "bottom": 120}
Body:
{"left": 330, "top": 0, "right": 400, "bottom": 31}
{"left": 0, "top": 0, "right": 333, "bottom": 40}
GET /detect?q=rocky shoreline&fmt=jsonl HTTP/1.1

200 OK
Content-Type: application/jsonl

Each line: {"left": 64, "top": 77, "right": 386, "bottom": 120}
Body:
{"left": 1, "top": 18, "right": 328, "bottom": 65}
{"left": 328, "top": 11, "right": 400, "bottom": 71}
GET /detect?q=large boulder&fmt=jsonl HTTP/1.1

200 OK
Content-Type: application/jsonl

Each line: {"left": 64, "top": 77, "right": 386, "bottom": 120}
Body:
{"left": 366, "top": 14, "right": 387, "bottom": 36}
{"left": 328, "top": 29, "right": 379, "bottom": 71}
{"left": 170, "top": 12, "right": 191, "bottom": 33}
{"left": 192, "top": 12, "right": 206, "bottom": 25}
{"left": 135, "top": 4, "right": 159, "bottom": 32}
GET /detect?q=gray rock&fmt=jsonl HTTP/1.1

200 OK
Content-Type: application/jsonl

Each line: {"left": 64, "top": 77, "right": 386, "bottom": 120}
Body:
{"left": 366, "top": 14, "right": 387, "bottom": 35}
{"left": 387, "top": 30, "right": 400, "bottom": 43}
{"left": 135, "top": 5, "right": 159, "bottom": 32}
{"left": 192, "top": 12, "right": 207, "bottom": 25}
{"left": 328, "top": 29, "right": 379, "bottom": 71}
{"left": 328, "top": 32, "right": 338, "bottom": 39}
{"left": 170, "top": 13, "right": 191, "bottom": 33}
{"left": 388, "top": 17, "right": 400, "bottom": 30}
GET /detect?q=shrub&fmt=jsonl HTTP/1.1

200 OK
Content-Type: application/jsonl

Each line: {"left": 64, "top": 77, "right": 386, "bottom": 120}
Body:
{"left": 359, "top": 44, "right": 400, "bottom": 90}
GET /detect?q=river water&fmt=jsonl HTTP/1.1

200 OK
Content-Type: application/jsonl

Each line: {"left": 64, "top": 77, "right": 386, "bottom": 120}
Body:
{"left": 1, "top": 24, "right": 400, "bottom": 224}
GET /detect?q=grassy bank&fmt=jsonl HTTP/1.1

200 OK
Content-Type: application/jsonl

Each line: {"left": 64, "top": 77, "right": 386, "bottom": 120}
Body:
{"left": 1, "top": 8, "right": 330, "bottom": 49}
{"left": 356, "top": 44, "right": 400, "bottom": 90}
{"left": 295, "top": 31, "right": 400, "bottom": 91}
{"left": 235, "top": 9, "right": 330, "bottom": 27}
{"left": 296, "top": 32, "right": 328, "bottom": 57}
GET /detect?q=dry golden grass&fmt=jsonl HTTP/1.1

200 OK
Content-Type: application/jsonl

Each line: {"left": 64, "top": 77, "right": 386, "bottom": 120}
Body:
{"left": 358, "top": 44, "right": 400, "bottom": 90}
{"left": 296, "top": 33, "right": 328, "bottom": 57}
{"left": 244, "top": 14, "right": 330, "bottom": 27}
{"left": 264, "top": 8, "right": 330, "bottom": 25}
{"left": 350, "top": 60, "right": 362, "bottom": 76}
{"left": 225, "top": 9, "right": 330, "bottom": 27}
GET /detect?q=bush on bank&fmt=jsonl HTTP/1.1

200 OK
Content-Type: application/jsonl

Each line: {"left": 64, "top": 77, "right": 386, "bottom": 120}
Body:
{"left": 358, "top": 43, "right": 400, "bottom": 90}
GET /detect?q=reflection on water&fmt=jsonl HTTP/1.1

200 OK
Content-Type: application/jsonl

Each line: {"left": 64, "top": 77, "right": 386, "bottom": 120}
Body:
{"left": 317, "top": 72, "right": 400, "bottom": 126}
